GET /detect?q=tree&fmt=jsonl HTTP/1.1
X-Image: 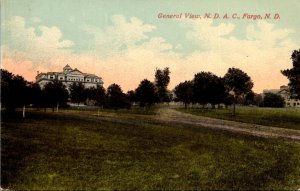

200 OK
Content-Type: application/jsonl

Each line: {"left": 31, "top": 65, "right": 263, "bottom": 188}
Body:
{"left": 127, "top": 90, "right": 137, "bottom": 106}
{"left": 263, "top": 93, "right": 285, "bottom": 108}
{"left": 86, "top": 85, "right": 106, "bottom": 108}
{"left": 241, "top": 92, "right": 263, "bottom": 106}
{"left": 209, "top": 77, "right": 227, "bottom": 108}
{"left": 244, "top": 91, "right": 255, "bottom": 105}
{"left": 155, "top": 67, "right": 170, "bottom": 102}
{"left": 174, "top": 80, "right": 193, "bottom": 109}
{"left": 253, "top": 93, "right": 263, "bottom": 107}
{"left": 223, "top": 94, "right": 234, "bottom": 108}
{"left": 107, "top": 83, "right": 129, "bottom": 109}
{"left": 1, "top": 70, "right": 44, "bottom": 117}
{"left": 27, "top": 82, "right": 43, "bottom": 109}
{"left": 1, "top": 69, "right": 16, "bottom": 111}
{"left": 281, "top": 49, "right": 300, "bottom": 99}
{"left": 193, "top": 72, "right": 226, "bottom": 108}
{"left": 1, "top": 69, "right": 27, "bottom": 113}
{"left": 223, "top": 68, "right": 253, "bottom": 115}
{"left": 166, "top": 90, "right": 174, "bottom": 104}
{"left": 69, "top": 82, "right": 86, "bottom": 106}
{"left": 43, "top": 80, "right": 69, "bottom": 112}
{"left": 135, "top": 79, "right": 158, "bottom": 108}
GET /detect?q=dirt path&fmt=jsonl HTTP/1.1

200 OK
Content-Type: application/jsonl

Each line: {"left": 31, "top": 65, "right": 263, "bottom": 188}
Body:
{"left": 156, "top": 108, "right": 300, "bottom": 141}
{"left": 65, "top": 108, "right": 300, "bottom": 141}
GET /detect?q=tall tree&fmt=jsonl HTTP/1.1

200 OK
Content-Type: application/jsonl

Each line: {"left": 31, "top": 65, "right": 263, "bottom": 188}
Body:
{"left": 0, "top": 69, "right": 43, "bottom": 117}
{"left": 281, "top": 49, "right": 300, "bottom": 99}
{"left": 107, "top": 83, "right": 129, "bottom": 109}
{"left": 86, "top": 85, "right": 106, "bottom": 108}
{"left": 1, "top": 69, "right": 16, "bottom": 111}
{"left": 223, "top": 68, "right": 253, "bottom": 115}
{"left": 209, "top": 76, "right": 227, "bottom": 108}
{"left": 244, "top": 91, "right": 255, "bottom": 105}
{"left": 27, "top": 82, "right": 43, "bottom": 109}
{"left": 43, "top": 80, "right": 69, "bottom": 112}
{"left": 69, "top": 82, "right": 86, "bottom": 106}
{"left": 135, "top": 79, "right": 158, "bottom": 108}
{"left": 193, "top": 72, "right": 225, "bottom": 108}
{"left": 155, "top": 67, "right": 170, "bottom": 102}
{"left": 174, "top": 80, "right": 193, "bottom": 109}
{"left": 253, "top": 93, "right": 263, "bottom": 107}
{"left": 1, "top": 69, "right": 27, "bottom": 113}
{"left": 127, "top": 90, "right": 137, "bottom": 106}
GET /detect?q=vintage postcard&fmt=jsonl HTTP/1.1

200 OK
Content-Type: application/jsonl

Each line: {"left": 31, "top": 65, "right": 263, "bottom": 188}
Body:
{"left": 1, "top": 0, "right": 300, "bottom": 190}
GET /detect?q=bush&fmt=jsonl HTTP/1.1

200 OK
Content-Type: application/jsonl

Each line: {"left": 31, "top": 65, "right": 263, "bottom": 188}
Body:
{"left": 263, "top": 93, "right": 285, "bottom": 108}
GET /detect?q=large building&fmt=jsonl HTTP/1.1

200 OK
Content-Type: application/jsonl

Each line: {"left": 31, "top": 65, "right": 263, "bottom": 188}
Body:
{"left": 263, "top": 85, "right": 300, "bottom": 108}
{"left": 36, "top": 65, "right": 103, "bottom": 89}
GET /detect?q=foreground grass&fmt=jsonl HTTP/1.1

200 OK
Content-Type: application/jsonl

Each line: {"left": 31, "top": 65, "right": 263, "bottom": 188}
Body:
{"left": 1, "top": 111, "right": 300, "bottom": 190}
{"left": 177, "top": 107, "right": 300, "bottom": 130}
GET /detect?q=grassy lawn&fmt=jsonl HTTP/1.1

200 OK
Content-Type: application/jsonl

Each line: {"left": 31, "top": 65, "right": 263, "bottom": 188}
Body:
{"left": 1, "top": 110, "right": 300, "bottom": 190}
{"left": 177, "top": 107, "right": 300, "bottom": 130}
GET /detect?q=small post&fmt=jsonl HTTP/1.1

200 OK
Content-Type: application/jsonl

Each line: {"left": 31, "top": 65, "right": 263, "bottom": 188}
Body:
{"left": 22, "top": 105, "right": 26, "bottom": 118}
{"left": 56, "top": 102, "right": 59, "bottom": 112}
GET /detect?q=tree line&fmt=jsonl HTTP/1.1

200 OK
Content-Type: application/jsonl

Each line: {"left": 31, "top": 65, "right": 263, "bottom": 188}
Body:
{"left": 1, "top": 49, "right": 299, "bottom": 116}
{"left": 1, "top": 66, "right": 254, "bottom": 116}
{"left": 0, "top": 68, "right": 171, "bottom": 117}
{"left": 174, "top": 68, "right": 254, "bottom": 115}
{"left": 174, "top": 49, "right": 300, "bottom": 111}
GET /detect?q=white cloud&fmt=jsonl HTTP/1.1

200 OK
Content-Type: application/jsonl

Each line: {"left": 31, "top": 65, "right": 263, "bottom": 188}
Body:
{"left": 246, "top": 21, "right": 295, "bottom": 47}
{"left": 183, "top": 20, "right": 235, "bottom": 50}
{"left": 31, "top": 17, "right": 41, "bottom": 23}
{"left": 2, "top": 15, "right": 298, "bottom": 93}
{"left": 2, "top": 16, "right": 74, "bottom": 71}
{"left": 2, "top": 15, "right": 179, "bottom": 91}
{"left": 180, "top": 20, "right": 299, "bottom": 92}
{"left": 5, "top": 16, "right": 73, "bottom": 51}
{"left": 84, "top": 15, "right": 156, "bottom": 56}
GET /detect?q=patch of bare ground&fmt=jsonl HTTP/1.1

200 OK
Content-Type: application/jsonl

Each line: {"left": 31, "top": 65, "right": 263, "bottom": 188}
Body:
{"left": 156, "top": 108, "right": 300, "bottom": 141}
{"left": 60, "top": 108, "right": 300, "bottom": 141}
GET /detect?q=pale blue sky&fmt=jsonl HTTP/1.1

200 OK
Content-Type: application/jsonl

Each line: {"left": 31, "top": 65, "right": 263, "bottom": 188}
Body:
{"left": 2, "top": 0, "right": 300, "bottom": 54}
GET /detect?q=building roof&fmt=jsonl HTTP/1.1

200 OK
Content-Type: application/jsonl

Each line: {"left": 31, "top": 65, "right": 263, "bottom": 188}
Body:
{"left": 36, "top": 65, "right": 102, "bottom": 79}
{"left": 63, "top": 64, "right": 72, "bottom": 70}
{"left": 263, "top": 89, "right": 280, "bottom": 94}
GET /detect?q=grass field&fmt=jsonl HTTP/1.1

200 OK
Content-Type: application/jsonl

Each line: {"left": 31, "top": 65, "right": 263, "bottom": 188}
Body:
{"left": 1, "top": 110, "right": 300, "bottom": 190}
{"left": 177, "top": 107, "right": 300, "bottom": 130}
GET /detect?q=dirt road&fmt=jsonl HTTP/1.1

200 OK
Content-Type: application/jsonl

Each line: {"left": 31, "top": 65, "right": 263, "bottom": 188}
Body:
{"left": 156, "top": 108, "right": 300, "bottom": 141}
{"left": 68, "top": 107, "right": 300, "bottom": 141}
